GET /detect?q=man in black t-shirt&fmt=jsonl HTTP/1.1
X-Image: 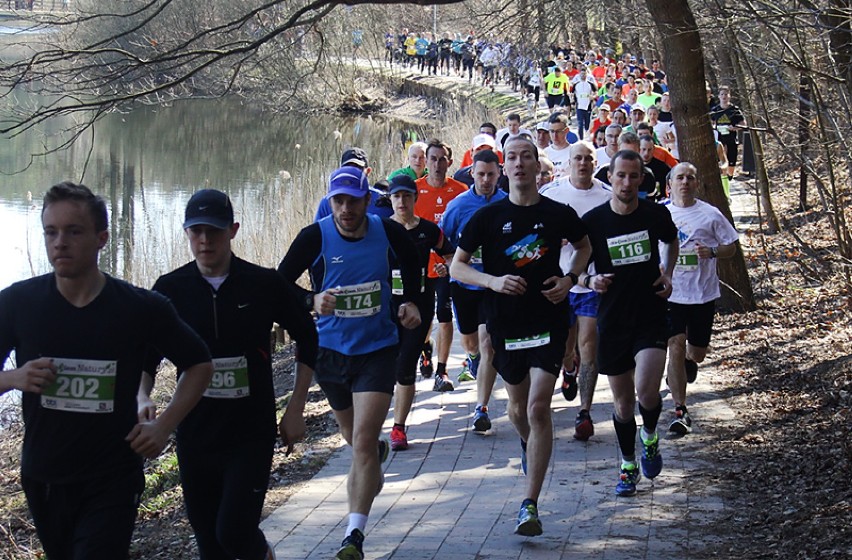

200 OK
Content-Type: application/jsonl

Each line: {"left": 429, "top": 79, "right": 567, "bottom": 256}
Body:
{"left": 139, "top": 189, "right": 318, "bottom": 560}
{"left": 0, "top": 182, "right": 213, "bottom": 559}
{"left": 451, "top": 137, "right": 591, "bottom": 538}
{"left": 581, "top": 151, "right": 678, "bottom": 498}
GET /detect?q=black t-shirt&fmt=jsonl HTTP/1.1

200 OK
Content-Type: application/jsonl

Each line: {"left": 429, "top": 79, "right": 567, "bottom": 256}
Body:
{"left": 595, "top": 164, "right": 658, "bottom": 197}
{"left": 658, "top": 110, "right": 673, "bottom": 123}
{"left": 438, "top": 38, "right": 453, "bottom": 54}
{"left": 458, "top": 196, "right": 587, "bottom": 338}
{"left": 582, "top": 200, "right": 678, "bottom": 329}
{"left": 389, "top": 218, "right": 454, "bottom": 310}
{"left": 148, "top": 256, "right": 318, "bottom": 449}
{"left": 710, "top": 104, "right": 745, "bottom": 138}
{"left": 0, "top": 274, "right": 210, "bottom": 483}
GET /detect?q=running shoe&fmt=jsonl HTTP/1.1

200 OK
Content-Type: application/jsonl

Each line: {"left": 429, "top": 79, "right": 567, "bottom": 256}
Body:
{"left": 377, "top": 437, "right": 390, "bottom": 464}
{"left": 457, "top": 358, "right": 475, "bottom": 382}
{"left": 419, "top": 339, "right": 434, "bottom": 378}
{"left": 390, "top": 425, "right": 408, "bottom": 451}
{"left": 669, "top": 405, "right": 693, "bottom": 435}
{"left": 640, "top": 430, "right": 663, "bottom": 479}
{"left": 433, "top": 375, "right": 454, "bottom": 392}
{"left": 574, "top": 409, "right": 594, "bottom": 441}
{"left": 616, "top": 461, "right": 641, "bottom": 496}
{"left": 560, "top": 358, "right": 579, "bottom": 401}
{"left": 520, "top": 439, "right": 528, "bottom": 475}
{"left": 685, "top": 359, "right": 698, "bottom": 383}
{"left": 514, "top": 500, "right": 543, "bottom": 536}
{"left": 335, "top": 529, "right": 364, "bottom": 560}
{"left": 468, "top": 353, "right": 480, "bottom": 379}
{"left": 472, "top": 405, "right": 491, "bottom": 433}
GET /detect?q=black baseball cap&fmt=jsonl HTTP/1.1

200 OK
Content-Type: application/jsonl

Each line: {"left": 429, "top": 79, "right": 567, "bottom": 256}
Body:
{"left": 341, "top": 147, "right": 369, "bottom": 168}
{"left": 183, "top": 189, "right": 234, "bottom": 229}
{"left": 387, "top": 174, "right": 417, "bottom": 195}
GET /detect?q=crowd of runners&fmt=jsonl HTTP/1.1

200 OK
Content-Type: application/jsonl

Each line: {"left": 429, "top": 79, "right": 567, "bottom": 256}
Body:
{"left": 0, "top": 50, "right": 746, "bottom": 560}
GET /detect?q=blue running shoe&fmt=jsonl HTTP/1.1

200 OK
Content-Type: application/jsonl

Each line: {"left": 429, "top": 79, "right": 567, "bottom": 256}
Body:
{"left": 616, "top": 461, "right": 641, "bottom": 496}
{"left": 472, "top": 405, "right": 491, "bottom": 433}
{"left": 468, "top": 353, "right": 480, "bottom": 379}
{"left": 336, "top": 528, "right": 364, "bottom": 560}
{"left": 520, "top": 439, "right": 528, "bottom": 475}
{"left": 641, "top": 430, "right": 663, "bottom": 479}
{"left": 514, "top": 500, "right": 543, "bottom": 536}
{"left": 457, "top": 359, "right": 475, "bottom": 382}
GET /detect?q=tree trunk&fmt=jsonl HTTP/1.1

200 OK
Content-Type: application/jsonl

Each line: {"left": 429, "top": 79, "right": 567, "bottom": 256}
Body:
{"left": 799, "top": 73, "right": 810, "bottom": 211}
{"left": 645, "top": 0, "right": 757, "bottom": 312}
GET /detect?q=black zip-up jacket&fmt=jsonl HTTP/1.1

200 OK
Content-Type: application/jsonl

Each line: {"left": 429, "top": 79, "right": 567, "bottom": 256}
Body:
{"left": 146, "top": 255, "right": 318, "bottom": 449}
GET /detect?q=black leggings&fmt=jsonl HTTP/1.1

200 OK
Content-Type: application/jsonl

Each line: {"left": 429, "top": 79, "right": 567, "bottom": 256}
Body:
{"left": 23, "top": 468, "right": 144, "bottom": 560}
{"left": 178, "top": 441, "right": 274, "bottom": 560}
{"left": 394, "top": 284, "right": 436, "bottom": 385}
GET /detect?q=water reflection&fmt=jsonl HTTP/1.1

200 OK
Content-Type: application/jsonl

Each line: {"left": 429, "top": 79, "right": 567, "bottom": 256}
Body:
{"left": 0, "top": 98, "right": 433, "bottom": 289}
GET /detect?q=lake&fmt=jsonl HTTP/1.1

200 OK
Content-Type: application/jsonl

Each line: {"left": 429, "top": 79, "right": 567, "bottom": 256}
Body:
{"left": 0, "top": 97, "right": 434, "bottom": 290}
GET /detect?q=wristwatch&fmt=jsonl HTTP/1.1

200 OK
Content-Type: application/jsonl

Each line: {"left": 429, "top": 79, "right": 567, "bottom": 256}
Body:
{"left": 304, "top": 292, "right": 314, "bottom": 311}
{"left": 709, "top": 247, "right": 718, "bottom": 258}
{"left": 566, "top": 272, "right": 579, "bottom": 286}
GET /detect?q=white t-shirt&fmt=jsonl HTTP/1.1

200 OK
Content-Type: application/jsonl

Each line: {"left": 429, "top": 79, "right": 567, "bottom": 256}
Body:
{"left": 544, "top": 144, "right": 573, "bottom": 178}
{"left": 496, "top": 128, "right": 533, "bottom": 149}
{"left": 540, "top": 178, "right": 612, "bottom": 293}
{"left": 572, "top": 78, "right": 596, "bottom": 111}
{"left": 665, "top": 199, "right": 739, "bottom": 304}
{"left": 654, "top": 121, "right": 678, "bottom": 159}
{"left": 595, "top": 146, "right": 612, "bottom": 168}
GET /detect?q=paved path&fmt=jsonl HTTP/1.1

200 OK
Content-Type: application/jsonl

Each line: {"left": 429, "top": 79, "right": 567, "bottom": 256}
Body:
{"left": 263, "top": 64, "right": 752, "bottom": 559}
{"left": 263, "top": 339, "right": 735, "bottom": 559}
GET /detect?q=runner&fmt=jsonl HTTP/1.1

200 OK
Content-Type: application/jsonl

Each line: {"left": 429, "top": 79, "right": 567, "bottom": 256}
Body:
{"left": 138, "top": 189, "right": 318, "bottom": 560}
{"left": 415, "top": 139, "right": 467, "bottom": 392}
{"left": 440, "top": 149, "right": 508, "bottom": 431}
{"left": 0, "top": 182, "right": 213, "bottom": 559}
{"left": 664, "top": 163, "right": 739, "bottom": 434}
{"left": 278, "top": 167, "right": 422, "bottom": 560}
{"left": 581, "top": 150, "right": 678, "bottom": 497}
{"left": 539, "top": 141, "right": 612, "bottom": 440}
{"left": 388, "top": 141, "right": 428, "bottom": 181}
{"left": 450, "top": 137, "right": 591, "bottom": 536}
{"left": 386, "top": 175, "right": 455, "bottom": 451}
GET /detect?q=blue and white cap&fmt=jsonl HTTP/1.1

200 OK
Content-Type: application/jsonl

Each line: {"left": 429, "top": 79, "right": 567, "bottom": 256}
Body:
{"left": 326, "top": 167, "right": 370, "bottom": 199}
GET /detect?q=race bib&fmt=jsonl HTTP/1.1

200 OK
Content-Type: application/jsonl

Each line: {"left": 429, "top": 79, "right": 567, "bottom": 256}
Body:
{"left": 391, "top": 268, "right": 425, "bottom": 295}
{"left": 335, "top": 281, "right": 382, "bottom": 317}
{"left": 717, "top": 125, "right": 730, "bottom": 135}
{"left": 505, "top": 332, "right": 551, "bottom": 351}
{"left": 607, "top": 231, "right": 652, "bottom": 266}
{"left": 204, "top": 356, "right": 250, "bottom": 399}
{"left": 41, "top": 358, "right": 116, "bottom": 413}
{"left": 675, "top": 250, "right": 699, "bottom": 272}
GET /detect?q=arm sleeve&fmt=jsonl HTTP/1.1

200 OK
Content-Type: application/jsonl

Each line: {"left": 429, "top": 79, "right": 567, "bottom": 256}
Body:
{"left": 142, "top": 277, "right": 169, "bottom": 377}
{"left": 457, "top": 207, "right": 486, "bottom": 254}
{"left": 562, "top": 205, "right": 589, "bottom": 244}
{"left": 435, "top": 227, "right": 456, "bottom": 258}
{"left": 146, "top": 292, "right": 211, "bottom": 372}
{"left": 273, "top": 274, "right": 318, "bottom": 370}
{"left": 277, "top": 224, "right": 322, "bottom": 302}
{"left": 0, "top": 287, "right": 15, "bottom": 366}
{"left": 383, "top": 219, "right": 421, "bottom": 303}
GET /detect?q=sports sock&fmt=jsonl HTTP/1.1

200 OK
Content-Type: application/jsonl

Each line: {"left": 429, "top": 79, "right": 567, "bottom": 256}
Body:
{"left": 638, "top": 398, "right": 663, "bottom": 434}
{"left": 346, "top": 513, "right": 368, "bottom": 536}
{"left": 612, "top": 413, "right": 637, "bottom": 458}
{"left": 436, "top": 362, "right": 446, "bottom": 376}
